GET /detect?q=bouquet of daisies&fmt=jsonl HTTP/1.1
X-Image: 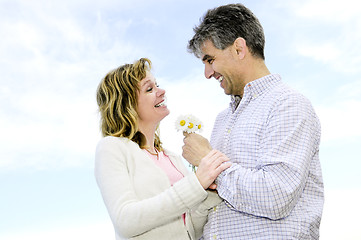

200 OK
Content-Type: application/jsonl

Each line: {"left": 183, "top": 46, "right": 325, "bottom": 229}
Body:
{"left": 175, "top": 114, "right": 203, "bottom": 172}
{"left": 175, "top": 114, "right": 203, "bottom": 133}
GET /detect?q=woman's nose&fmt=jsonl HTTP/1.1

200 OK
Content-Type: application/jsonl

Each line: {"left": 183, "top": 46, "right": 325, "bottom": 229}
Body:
{"left": 157, "top": 87, "right": 166, "bottom": 97}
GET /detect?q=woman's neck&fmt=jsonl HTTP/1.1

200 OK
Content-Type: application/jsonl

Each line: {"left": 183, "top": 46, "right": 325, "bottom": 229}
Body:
{"left": 139, "top": 123, "right": 157, "bottom": 151}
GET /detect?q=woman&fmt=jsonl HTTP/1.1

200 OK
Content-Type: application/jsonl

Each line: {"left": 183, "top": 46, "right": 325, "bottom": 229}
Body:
{"left": 95, "top": 58, "right": 231, "bottom": 240}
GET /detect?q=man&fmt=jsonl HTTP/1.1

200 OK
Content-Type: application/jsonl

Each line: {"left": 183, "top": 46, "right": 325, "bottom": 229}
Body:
{"left": 183, "top": 3, "right": 324, "bottom": 239}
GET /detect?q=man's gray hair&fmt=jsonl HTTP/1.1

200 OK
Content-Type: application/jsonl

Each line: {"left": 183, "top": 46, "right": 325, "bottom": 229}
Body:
{"left": 188, "top": 4, "right": 265, "bottom": 60}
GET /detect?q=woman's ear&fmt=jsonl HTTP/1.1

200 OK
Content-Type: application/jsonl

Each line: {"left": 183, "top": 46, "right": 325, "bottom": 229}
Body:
{"left": 233, "top": 37, "right": 247, "bottom": 59}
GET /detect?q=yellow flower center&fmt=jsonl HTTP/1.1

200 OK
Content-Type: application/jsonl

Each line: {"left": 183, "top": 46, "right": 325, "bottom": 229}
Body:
{"left": 188, "top": 122, "right": 194, "bottom": 129}
{"left": 198, "top": 124, "right": 202, "bottom": 129}
{"left": 179, "top": 120, "right": 186, "bottom": 126}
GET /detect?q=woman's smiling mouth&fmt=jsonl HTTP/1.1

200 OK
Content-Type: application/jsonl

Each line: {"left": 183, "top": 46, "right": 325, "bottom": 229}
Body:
{"left": 155, "top": 99, "right": 167, "bottom": 108}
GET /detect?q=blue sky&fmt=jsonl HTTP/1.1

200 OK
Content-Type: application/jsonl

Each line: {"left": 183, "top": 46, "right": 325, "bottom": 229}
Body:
{"left": 0, "top": 0, "right": 360, "bottom": 239}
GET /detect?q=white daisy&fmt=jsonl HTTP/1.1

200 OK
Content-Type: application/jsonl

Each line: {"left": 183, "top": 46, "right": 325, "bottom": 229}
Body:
{"left": 175, "top": 115, "right": 189, "bottom": 132}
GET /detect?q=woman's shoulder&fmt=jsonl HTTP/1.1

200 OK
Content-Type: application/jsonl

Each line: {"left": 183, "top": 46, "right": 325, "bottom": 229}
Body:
{"left": 96, "top": 136, "right": 138, "bottom": 151}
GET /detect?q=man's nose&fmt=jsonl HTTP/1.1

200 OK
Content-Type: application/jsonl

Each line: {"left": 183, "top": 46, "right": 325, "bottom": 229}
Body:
{"left": 204, "top": 64, "right": 214, "bottom": 79}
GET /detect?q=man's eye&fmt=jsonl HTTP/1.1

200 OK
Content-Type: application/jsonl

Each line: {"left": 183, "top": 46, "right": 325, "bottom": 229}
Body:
{"left": 207, "top": 59, "right": 214, "bottom": 64}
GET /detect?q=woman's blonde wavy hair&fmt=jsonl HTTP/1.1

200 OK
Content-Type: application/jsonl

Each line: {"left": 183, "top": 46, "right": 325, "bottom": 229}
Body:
{"left": 96, "top": 58, "right": 163, "bottom": 151}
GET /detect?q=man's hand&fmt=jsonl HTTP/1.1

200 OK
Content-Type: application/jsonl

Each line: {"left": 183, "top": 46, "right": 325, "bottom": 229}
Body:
{"left": 182, "top": 132, "right": 213, "bottom": 166}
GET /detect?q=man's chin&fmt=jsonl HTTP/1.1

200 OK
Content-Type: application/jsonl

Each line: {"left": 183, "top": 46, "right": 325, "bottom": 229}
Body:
{"left": 223, "top": 89, "right": 232, "bottom": 95}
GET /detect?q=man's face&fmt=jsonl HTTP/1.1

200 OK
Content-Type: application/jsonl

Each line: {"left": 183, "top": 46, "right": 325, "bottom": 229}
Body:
{"left": 200, "top": 40, "right": 244, "bottom": 96}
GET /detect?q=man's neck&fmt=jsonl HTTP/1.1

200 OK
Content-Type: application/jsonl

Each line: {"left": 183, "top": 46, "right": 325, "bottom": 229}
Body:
{"left": 247, "top": 59, "right": 270, "bottom": 83}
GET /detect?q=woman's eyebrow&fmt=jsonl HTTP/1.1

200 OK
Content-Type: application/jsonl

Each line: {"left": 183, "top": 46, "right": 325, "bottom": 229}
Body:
{"left": 141, "top": 79, "right": 151, "bottom": 87}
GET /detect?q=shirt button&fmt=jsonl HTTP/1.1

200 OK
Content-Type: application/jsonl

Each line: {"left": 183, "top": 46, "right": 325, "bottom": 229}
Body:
{"left": 213, "top": 235, "right": 217, "bottom": 239}
{"left": 253, "top": 93, "right": 258, "bottom": 98}
{"left": 227, "top": 129, "right": 231, "bottom": 134}
{"left": 213, "top": 206, "right": 217, "bottom": 211}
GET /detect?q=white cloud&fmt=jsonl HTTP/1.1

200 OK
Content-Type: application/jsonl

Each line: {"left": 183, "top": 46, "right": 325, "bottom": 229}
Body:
{"left": 0, "top": 89, "right": 101, "bottom": 169}
{"left": 0, "top": 0, "right": 153, "bottom": 170}
{"left": 276, "top": 0, "right": 361, "bottom": 74}
{"left": 276, "top": 0, "right": 361, "bottom": 144}
{"left": 295, "top": 42, "right": 342, "bottom": 65}
{"left": 337, "top": 79, "right": 361, "bottom": 99}
{"left": 316, "top": 100, "right": 361, "bottom": 142}
{"left": 295, "top": 0, "right": 360, "bottom": 23}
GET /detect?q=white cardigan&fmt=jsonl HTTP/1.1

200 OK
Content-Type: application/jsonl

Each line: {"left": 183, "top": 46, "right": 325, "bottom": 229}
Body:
{"left": 95, "top": 136, "right": 221, "bottom": 240}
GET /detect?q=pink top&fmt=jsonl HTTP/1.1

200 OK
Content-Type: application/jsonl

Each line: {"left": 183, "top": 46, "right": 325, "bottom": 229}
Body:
{"left": 143, "top": 149, "right": 186, "bottom": 223}
{"left": 144, "top": 150, "right": 184, "bottom": 185}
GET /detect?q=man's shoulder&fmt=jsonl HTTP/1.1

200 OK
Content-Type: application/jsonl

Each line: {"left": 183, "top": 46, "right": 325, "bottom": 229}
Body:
{"left": 267, "top": 81, "right": 311, "bottom": 104}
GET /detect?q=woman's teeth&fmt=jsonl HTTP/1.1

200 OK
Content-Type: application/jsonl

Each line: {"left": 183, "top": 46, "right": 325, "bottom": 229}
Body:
{"left": 155, "top": 101, "right": 166, "bottom": 107}
{"left": 218, "top": 76, "right": 224, "bottom": 83}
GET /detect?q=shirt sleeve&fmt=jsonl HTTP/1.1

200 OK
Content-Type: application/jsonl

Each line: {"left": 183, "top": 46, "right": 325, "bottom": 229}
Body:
{"left": 95, "top": 137, "right": 208, "bottom": 238}
{"left": 216, "top": 92, "right": 321, "bottom": 220}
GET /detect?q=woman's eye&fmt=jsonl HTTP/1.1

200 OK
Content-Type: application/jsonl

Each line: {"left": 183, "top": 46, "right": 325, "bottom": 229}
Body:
{"left": 146, "top": 83, "right": 159, "bottom": 92}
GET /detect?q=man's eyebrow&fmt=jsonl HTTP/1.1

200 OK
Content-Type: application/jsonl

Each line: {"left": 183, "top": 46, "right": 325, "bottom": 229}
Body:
{"left": 202, "top": 54, "right": 212, "bottom": 62}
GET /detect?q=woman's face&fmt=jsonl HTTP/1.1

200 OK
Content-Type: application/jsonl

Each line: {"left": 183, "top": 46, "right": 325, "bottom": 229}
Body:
{"left": 137, "top": 71, "right": 169, "bottom": 126}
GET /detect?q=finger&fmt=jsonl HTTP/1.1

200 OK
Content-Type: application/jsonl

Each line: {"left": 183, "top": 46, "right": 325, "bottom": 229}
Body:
{"left": 210, "top": 152, "right": 230, "bottom": 164}
{"left": 214, "top": 156, "right": 230, "bottom": 167}
{"left": 208, "top": 183, "right": 217, "bottom": 190}
{"left": 213, "top": 150, "right": 229, "bottom": 160}
{"left": 204, "top": 149, "right": 219, "bottom": 160}
{"left": 216, "top": 162, "right": 232, "bottom": 173}
{"left": 183, "top": 135, "right": 190, "bottom": 143}
{"left": 204, "top": 150, "right": 225, "bottom": 165}
{"left": 209, "top": 149, "right": 228, "bottom": 160}
{"left": 183, "top": 132, "right": 190, "bottom": 137}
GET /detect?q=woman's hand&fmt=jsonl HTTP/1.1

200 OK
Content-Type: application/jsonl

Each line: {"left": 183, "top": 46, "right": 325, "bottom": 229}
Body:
{"left": 195, "top": 149, "right": 232, "bottom": 189}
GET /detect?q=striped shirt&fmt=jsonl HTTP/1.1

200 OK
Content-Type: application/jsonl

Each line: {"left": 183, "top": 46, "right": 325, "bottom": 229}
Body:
{"left": 202, "top": 74, "right": 324, "bottom": 239}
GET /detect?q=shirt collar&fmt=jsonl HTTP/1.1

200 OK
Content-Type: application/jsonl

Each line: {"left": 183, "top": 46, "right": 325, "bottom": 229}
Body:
{"left": 230, "top": 74, "right": 281, "bottom": 112}
{"left": 230, "top": 95, "right": 242, "bottom": 111}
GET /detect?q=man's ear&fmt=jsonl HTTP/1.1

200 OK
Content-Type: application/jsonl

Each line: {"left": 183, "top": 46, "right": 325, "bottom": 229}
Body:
{"left": 233, "top": 37, "right": 247, "bottom": 59}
